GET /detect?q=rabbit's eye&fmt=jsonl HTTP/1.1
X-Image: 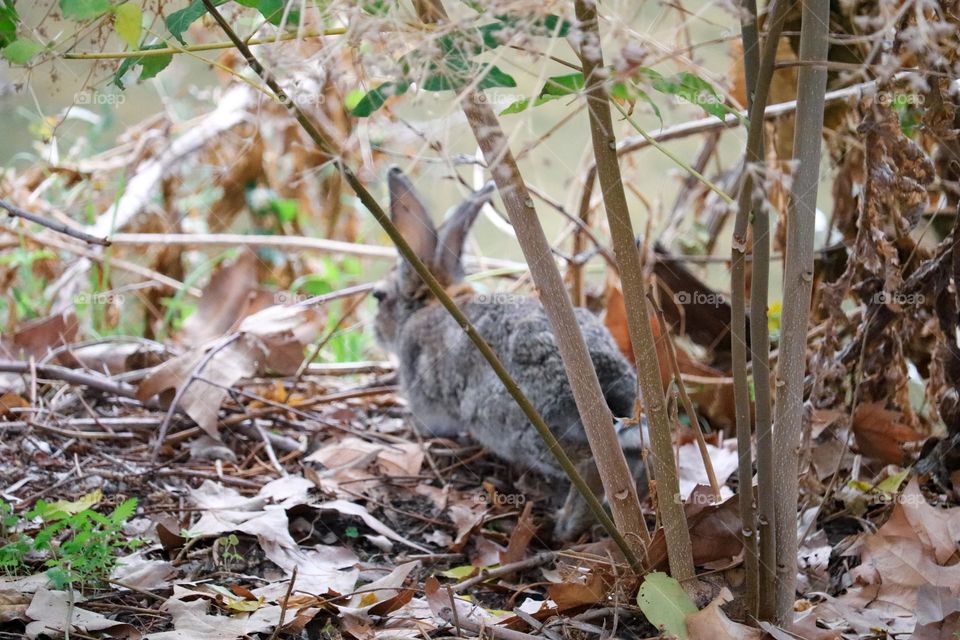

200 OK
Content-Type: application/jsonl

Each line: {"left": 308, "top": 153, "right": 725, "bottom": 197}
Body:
{"left": 372, "top": 289, "right": 387, "bottom": 303}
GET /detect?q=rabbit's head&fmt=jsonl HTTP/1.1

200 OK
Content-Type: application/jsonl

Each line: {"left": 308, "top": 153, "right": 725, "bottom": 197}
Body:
{"left": 373, "top": 168, "right": 494, "bottom": 352}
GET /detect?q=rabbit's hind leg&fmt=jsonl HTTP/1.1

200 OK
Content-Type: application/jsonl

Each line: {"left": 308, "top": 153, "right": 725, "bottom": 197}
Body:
{"left": 552, "top": 459, "right": 605, "bottom": 541}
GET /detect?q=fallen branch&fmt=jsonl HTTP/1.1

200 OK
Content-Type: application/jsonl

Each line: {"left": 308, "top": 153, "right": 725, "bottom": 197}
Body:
{"left": 452, "top": 551, "right": 556, "bottom": 593}
{"left": 108, "top": 232, "right": 525, "bottom": 272}
{"left": 1, "top": 199, "right": 110, "bottom": 246}
{"left": 0, "top": 360, "right": 147, "bottom": 403}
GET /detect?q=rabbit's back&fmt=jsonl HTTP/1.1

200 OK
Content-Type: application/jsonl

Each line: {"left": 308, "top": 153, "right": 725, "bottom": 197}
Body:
{"left": 396, "top": 296, "right": 637, "bottom": 477}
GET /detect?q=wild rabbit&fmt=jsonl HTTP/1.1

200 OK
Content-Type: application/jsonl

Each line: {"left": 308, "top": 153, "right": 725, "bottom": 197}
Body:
{"left": 373, "top": 168, "right": 647, "bottom": 540}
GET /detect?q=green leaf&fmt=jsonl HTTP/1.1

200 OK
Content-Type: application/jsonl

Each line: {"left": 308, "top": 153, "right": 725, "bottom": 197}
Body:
{"left": 41, "top": 490, "right": 103, "bottom": 519}
{"left": 344, "top": 88, "right": 366, "bottom": 111}
{"left": 60, "top": 0, "right": 112, "bottom": 20}
{"left": 0, "top": 2, "right": 17, "bottom": 48}
{"left": 362, "top": 0, "right": 391, "bottom": 15}
{"left": 113, "top": 43, "right": 174, "bottom": 88}
{"left": 421, "top": 73, "right": 456, "bottom": 92}
{"left": 499, "top": 72, "right": 582, "bottom": 115}
{"left": 235, "top": 0, "right": 301, "bottom": 26}
{"left": 270, "top": 198, "right": 298, "bottom": 223}
{"left": 166, "top": 0, "right": 228, "bottom": 45}
{"left": 876, "top": 469, "right": 910, "bottom": 494}
{"left": 46, "top": 566, "right": 72, "bottom": 589}
{"left": 350, "top": 81, "right": 409, "bottom": 117}
{"left": 110, "top": 498, "right": 138, "bottom": 524}
{"left": 636, "top": 572, "right": 697, "bottom": 640}
{"left": 611, "top": 81, "right": 663, "bottom": 126}
{"left": 477, "top": 64, "right": 516, "bottom": 89}
{"left": 480, "top": 14, "right": 570, "bottom": 49}
{"left": 1, "top": 38, "right": 44, "bottom": 64}
{"left": 640, "top": 69, "right": 738, "bottom": 121}
{"left": 113, "top": 3, "right": 141, "bottom": 49}
{"left": 540, "top": 72, "right": 583, "bottom": 96}
{"left": 439, "top": 564, "right": 481, "bottom": 579}
{"left": 499, "top": 98, "right": 530, "bottom": 115}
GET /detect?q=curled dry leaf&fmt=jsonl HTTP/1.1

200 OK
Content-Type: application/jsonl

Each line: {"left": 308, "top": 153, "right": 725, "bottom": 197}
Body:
{"left": 148, "top": 588, "right": 284, "bottom": 640}
{"left": 499, "top": 501, "right": 537, "bottom": 565}
{"left": 111, "top": 552, "right": 176, "bottom": 591}
{"left": 830, "top": 478, "right": 960, "bottom": 633}
{"left": 179, "top": 249, "right": 260, "bottom": 348}
{"left": 137, "top": 303, "right": 324, "bottom": 437}
{"left": 0, "top": 590, "right": 31, "bottom": 623}
{"left": 306, "top": 436, "right": 425, "bottom": 479}
{"left": 336, "top": 561, "right": 418, "bottom": 618}
{"left": 852, "top": 403, "right": 925, "bottom": 465}
{"left": 315, "top": 499, "right": 431, "bottom": 553}
{"left": 685, "top": 588, "right": 762, "bottom": 640}
{"left": 25, "top": 587, "right": 140, "bottom": 639}
{"left": 185, "top": 478, "right": 360, "bottom": 597}
{"left": 677, "top": 439, "right": 739, "bottom": 500}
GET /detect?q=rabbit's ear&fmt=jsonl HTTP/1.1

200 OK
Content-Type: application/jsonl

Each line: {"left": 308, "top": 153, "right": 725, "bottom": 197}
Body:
{"left": 388, "top": 168, "right": 437, "bottom": 263}
{"left": 435, "top": 182, "right": 495, "bottom": 281}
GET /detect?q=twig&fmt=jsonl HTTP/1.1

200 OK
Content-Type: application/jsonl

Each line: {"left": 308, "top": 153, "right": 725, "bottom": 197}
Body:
{"left": 649, "top": 298, "right": 720, "bottom": 501}
{"left": 269, "top": 567, "right": 298, "bottom": 640}
{"left": 4, "top": 225, "right": 200, "bottom": 296}
{"left": 1, "top": 199, "right": 110, "bottom": 246}
{"left": 25, "top": 420, "right": 136, "bottom": 441}
{"left": 575, "top": 75, "right": 896, "bottom": 237}
{"left": 452, "top": 551, "right": 556, "bottom": 592}
{"left": 0, "top": 361, "right": 147, "bottom": 402}
{"left": 303, "top": 361, "right": 394, "bottom": 376}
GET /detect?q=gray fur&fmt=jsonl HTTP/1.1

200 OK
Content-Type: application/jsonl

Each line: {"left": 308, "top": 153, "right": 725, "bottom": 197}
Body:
{"left": 373, "top": 169, "right": 647, "bottom": 540}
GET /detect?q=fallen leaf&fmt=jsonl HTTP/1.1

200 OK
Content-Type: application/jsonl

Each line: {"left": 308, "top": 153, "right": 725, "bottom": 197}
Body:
{"left": 852, "top": 403, "right": 924, "bottom": 464}
{"left": 686, "top": 588, "right": 761, "bottom": 640}
{"left": 138, "top": 304, "right": 324, "bottom": 437}
{"left": 315, "top": 499, "right": 431, "bottom": 553}
{"left": 180, "top": 249, "right": 260, "bottom": 347}
{"left": 9, "top": 311, "right": 79, "bottom": 362}
{"left": 677, "top": 439, "right": 739, "bottom": 500}
{"left": 337, "top": 561, "right": 418, "bottom": 617}
{"left": 111, "top": 552, "right": 175, "bottom": 591}
{"left": 147, "top": 589, "right": 283, "bottom": 640}
{"left": 0, "top": 590, "right": 31, "bottom": 623}
{"left": 0, "top": 392, "right": 28, "bottom": 417}
{"left": 25, "top": 587, "right": 140, "bottom": 639}
{"left": 636, "top": 572, "right": 697, "bottom": 640}
{"left": 499, "top": 501, "right": 537, "bottom": 565}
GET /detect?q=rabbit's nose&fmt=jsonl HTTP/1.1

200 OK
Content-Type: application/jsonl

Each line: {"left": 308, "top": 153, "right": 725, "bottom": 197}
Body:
{"left": 373, "top": 288, "right": 387, "bottom": 302}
